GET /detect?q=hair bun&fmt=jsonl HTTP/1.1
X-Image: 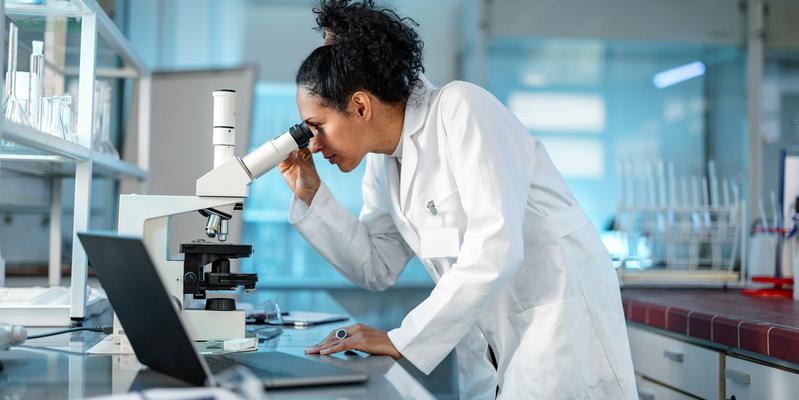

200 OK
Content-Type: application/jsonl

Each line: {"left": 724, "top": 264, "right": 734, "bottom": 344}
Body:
{"left": 296, "top": 1, "right": 424, "bottom": 111}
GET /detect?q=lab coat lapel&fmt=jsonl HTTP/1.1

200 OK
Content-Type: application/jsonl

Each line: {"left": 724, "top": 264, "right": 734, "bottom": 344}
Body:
{"left": 387, "top": 157, "right": 420, "bottom": 253}
{"left": 398, "top": 77, "right": 434, "bottom": 212}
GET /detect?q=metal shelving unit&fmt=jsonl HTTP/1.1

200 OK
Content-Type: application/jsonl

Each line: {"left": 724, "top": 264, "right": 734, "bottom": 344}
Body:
{"left": 0, "top": 0, "right": 150, "bottom": 325}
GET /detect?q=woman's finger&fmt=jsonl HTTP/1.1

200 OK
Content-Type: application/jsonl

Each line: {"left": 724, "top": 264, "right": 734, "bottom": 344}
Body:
{"left": 307, "top": 336, "right": 336, "bottom": 352}
{"left": 319, "top": 338, "right": 355, "bottom": 356}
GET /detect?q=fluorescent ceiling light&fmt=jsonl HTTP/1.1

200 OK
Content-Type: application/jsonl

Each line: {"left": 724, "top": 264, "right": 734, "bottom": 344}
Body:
{"left": 653, "top": 61, "right": 706, "bottom": 89}
{"left": 508, "top": 92, "right": 605, "bottom": 132}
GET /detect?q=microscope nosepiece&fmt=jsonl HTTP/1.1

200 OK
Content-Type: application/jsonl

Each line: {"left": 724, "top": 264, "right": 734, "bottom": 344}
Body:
{"left": 217, "top": 219, "right": 229, "bottom": 242}
{"left": 205, "top": 214, "right": 221, "bottom": 238}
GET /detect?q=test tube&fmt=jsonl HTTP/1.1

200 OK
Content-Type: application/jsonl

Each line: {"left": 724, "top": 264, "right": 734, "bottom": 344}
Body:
{"left": 28, "top": 41, "right": 44, "bottom": 130}
{"left": 657, "top": 160, "right": 667, "bottom": 208}
{"left": 668, "top": 162, "right": 677, "bottom": 208}
{"left": 708, "top": 160, "right": 719, "bottom": 207}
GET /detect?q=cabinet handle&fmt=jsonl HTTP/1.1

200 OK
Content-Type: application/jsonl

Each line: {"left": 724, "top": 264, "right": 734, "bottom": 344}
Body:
{"left": 662, "top": 349, "right": 684, "bottom": 363}
{"left": 638, "top": 390, "right": 655, "bottom": 400}
{"left": 725, "top": 368, "right": 751, "bottom": 385}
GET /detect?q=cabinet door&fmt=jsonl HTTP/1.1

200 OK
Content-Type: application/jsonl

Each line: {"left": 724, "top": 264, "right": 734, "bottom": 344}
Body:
{"left": 628, "top": 326, "right": 722, "bottom": 399}
{"left": 636, "top": 375, "right": 698, "bottom": 400}
{"left": 725, "top": 356, "right": 799, "bottom": 400}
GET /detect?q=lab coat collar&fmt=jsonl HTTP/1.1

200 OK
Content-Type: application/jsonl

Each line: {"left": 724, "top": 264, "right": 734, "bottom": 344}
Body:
{"left": 397, "top": 75, "right": 435, "bottom": 211}
{"left": 401, "top": 75, "right": 435, "bottom": 139}
{"left": 389, "top": 129, "right": 403, "bottom": 160}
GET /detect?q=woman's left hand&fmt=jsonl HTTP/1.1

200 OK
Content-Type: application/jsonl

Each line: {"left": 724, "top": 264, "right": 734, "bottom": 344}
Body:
{"left": 305, "top": 323, "right": 402, "bottom": 360}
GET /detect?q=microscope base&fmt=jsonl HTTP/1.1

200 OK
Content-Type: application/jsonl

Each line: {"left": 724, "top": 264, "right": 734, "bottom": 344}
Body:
{"left": 183, "top": 309, "right": 246, "bottom": 341}
{"left": 87, "top": 309, "right": 247, "bottom": 355}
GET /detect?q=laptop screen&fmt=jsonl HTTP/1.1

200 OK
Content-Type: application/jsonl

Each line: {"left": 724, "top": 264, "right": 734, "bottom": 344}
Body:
{"left": 78, "top": 232, "right": 211, "bottom": 386}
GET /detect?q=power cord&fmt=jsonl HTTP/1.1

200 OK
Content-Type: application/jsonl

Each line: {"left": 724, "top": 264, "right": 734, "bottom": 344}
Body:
{"left": 27, "top": 326, "right": 113, "bottom": 340}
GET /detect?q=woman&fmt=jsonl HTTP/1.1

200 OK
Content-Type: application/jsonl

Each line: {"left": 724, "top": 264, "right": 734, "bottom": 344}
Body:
{"left": 279, "top": 1, "right": 636, "bottom": 398}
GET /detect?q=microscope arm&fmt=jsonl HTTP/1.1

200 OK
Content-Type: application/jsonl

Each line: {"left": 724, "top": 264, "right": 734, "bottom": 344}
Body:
{"left": 195, "top": 123, "right": 314, "bottom": 198}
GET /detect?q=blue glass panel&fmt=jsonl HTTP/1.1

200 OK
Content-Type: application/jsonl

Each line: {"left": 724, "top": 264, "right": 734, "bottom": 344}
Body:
{"left": 242, "top": 82, "right": 431, "bottom": 287}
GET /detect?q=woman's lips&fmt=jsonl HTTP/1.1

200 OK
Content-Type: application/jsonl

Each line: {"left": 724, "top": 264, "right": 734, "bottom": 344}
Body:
{"left": 325, "top": 154, "right": 337, "bottom": 164}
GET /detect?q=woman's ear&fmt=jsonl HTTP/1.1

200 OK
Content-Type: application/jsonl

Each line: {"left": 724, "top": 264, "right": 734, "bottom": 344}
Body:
{"left": 350, "top": 91, "right": 372, "bottom": 121}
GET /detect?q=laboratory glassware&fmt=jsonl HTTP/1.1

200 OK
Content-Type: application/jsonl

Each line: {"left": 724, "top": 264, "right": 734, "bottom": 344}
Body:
{"left": 28, "top": 41, "right": 44, "bottom": 130}
{"left": 92, "top": 81, "right": 119, "bottom": 158}
{"left": 40, "top": 96, "right": 65, "bottom": 139}
{"left": 1, "top": 23, "right": 31, "bottom": 148}
{"left": 55, "top": 96, "right": 76, "bottom": 142}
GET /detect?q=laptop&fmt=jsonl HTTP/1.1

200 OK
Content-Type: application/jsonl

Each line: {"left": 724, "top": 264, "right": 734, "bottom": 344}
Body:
{"left": 77, "top": 232, "right": 368, "bottom": 388}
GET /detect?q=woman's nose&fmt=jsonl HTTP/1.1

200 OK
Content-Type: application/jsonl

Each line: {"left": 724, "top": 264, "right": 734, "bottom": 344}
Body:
{"left": 308, "top": 136, "right": 323, "bottom": 153}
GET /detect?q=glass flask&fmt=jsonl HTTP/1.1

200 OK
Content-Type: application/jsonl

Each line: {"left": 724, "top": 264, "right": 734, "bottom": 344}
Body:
{"left": 40, "top": 96, "right": 65, "bottom": 139}
{"left": 1, "top": 23, "right": 31, "bottom": 148}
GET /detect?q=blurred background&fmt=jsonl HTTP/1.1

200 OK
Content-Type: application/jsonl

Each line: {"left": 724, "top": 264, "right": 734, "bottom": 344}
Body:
{"left": 2, "top": 0, "right": 799, "bottom": 397}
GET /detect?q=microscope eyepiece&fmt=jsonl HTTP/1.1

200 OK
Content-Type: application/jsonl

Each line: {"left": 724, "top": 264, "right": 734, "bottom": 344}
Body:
{"left": 288, "top": 122, "right": 314, "bottom": 149}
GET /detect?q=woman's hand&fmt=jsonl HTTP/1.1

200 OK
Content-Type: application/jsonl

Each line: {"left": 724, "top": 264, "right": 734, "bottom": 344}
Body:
{"left": 305, "top": 323, "right": 402, "bottom": 360}
{"left": 278, "top": 148, "right": 321, "bottom": 204}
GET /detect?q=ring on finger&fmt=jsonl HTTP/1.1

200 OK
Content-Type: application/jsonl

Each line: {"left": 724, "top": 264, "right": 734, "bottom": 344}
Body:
{"left": 335, "top": 328, "right": 347, "bottom": 340}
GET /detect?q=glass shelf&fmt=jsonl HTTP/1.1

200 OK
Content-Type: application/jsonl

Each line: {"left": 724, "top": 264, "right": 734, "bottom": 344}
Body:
{"left": 1, "top": 120, "right": 88, "bottom": 160}
{"left": 0, "top": 0, "right": 151, "bottom": 324}
{"left": 0, "top": 120, "right": 146, "bottom": 179}
{"left": 5, "top": 0, "right": 148, "bottom": 77}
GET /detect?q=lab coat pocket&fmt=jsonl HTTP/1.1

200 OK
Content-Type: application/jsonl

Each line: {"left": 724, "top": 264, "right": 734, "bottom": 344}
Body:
{"left": 415, "top": 188, "right": 462, "bottom": 230}
{"left": 504, "top": 298, "right": 617, "bottom": 398}
{"left": 415, "top": 189, "right": 463, "bottom": 261}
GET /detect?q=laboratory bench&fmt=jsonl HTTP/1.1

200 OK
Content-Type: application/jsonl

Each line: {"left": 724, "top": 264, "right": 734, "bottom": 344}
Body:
{"left": 622, "top": 288, "right": 799, "bottom": 399}
{"left": 0, "top": 289, "right": 434, "bottom": 400}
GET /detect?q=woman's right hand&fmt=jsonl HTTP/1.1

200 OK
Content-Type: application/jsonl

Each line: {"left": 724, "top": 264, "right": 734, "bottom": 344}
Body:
{"left": 279, "top": 148, "right": 321, "bottom": 205}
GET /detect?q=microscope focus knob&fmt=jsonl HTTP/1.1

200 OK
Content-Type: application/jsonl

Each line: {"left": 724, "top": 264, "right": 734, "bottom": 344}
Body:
{"left": 184, "top": 271, "right": 198, "bottom": 284}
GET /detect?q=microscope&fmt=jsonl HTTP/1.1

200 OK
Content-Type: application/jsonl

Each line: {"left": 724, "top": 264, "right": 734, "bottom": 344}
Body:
{"left": 90, "top": 90, "right": 314, "bottom": 354}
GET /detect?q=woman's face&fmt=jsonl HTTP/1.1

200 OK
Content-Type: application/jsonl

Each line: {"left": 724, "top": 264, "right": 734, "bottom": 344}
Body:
{"left": 296, "top": 86, "right": 369, "bottom": 172}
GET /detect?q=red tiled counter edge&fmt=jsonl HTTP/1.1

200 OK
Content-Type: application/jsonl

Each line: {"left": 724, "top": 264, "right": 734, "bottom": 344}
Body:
{"left": 622, "top": 291, "right": 799, "bottom": 367}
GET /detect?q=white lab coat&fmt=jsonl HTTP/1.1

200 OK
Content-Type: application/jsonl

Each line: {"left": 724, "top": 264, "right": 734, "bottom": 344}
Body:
{"left": 289, "top": 77, "right": 637, "bottom": 399}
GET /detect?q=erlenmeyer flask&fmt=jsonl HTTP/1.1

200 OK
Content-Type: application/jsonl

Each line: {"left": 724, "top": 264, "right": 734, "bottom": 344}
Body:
{"left": 1, "top": 23, "right": 31, "bottom": 148}
{"left": 41, "top": 96, "right": 64, "bottom": 139}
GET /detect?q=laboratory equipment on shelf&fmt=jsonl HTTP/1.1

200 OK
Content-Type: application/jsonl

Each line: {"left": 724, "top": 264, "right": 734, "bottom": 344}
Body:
{"left": 92, "top": 81, "right": 118, "bottom": 157}
{"left": 1, "top": 23, "right": 31, "bottom": 130}
{"left": 27, "top": 40, "right": 44, "bottom": 130}
{"left": 58, "top": 95, "right": 77, "bottom": 143}
{"left": 40, "top": 96, "right": 64, "bottom": 139}
{"left": 91, "top": 89, "right": 314, "bottom": 355}
{"left": 613, "top": 159, "right": 745, "bottom": 286}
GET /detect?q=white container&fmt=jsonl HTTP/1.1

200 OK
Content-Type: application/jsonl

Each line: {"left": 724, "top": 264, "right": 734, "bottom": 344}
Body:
{"left": 748, "top": 233, "right": 778, "bottom": 278}
{"left": 0, "top": 248, "right": 5, "bottom": 287}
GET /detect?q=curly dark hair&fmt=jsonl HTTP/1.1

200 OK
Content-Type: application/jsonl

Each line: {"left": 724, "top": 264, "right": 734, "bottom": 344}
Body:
{"left": 296, "top": 0, "right": 425, "bottom": 112}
